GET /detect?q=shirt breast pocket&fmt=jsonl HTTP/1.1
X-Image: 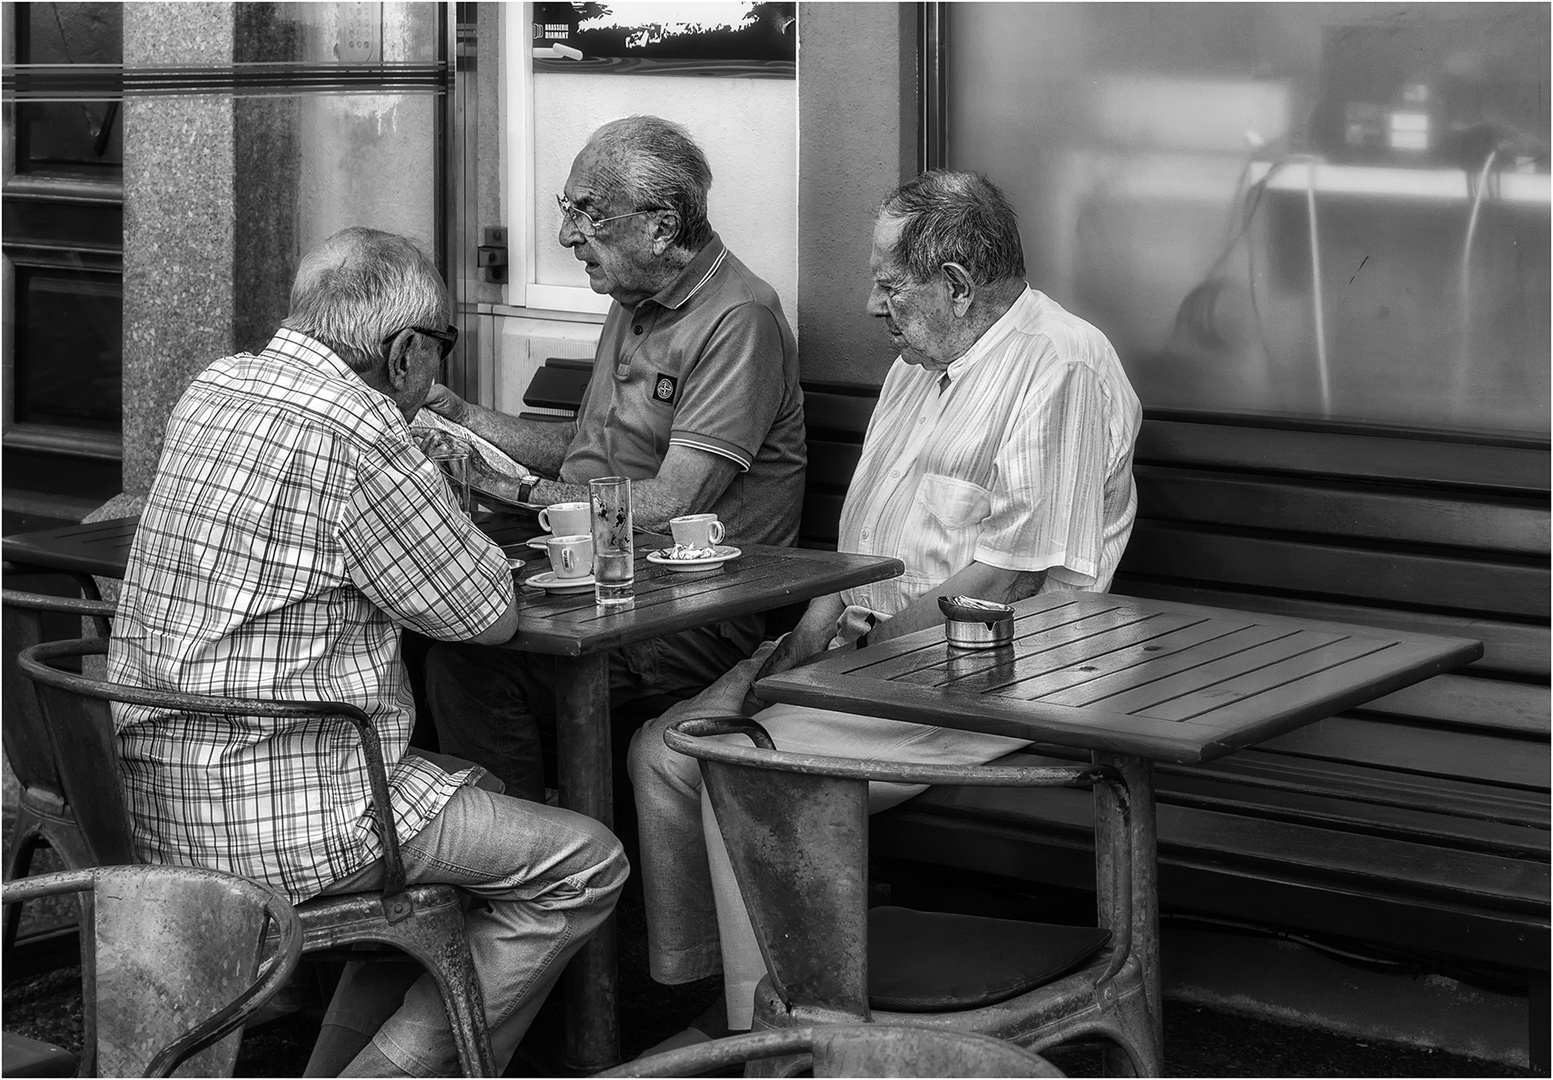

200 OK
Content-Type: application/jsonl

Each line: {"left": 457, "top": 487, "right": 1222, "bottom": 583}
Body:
{"left": 915, "top": 472, "right": 993, "bottom": 530}
{"left": 904, "top": 473, "right": 994, "bottom": 588}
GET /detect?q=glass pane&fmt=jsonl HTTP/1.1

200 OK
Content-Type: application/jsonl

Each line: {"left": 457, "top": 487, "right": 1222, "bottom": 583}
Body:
{"left": 14, "top": 266, "right": 123, "bottom": 430}
{"left": 945, "top": 2, "right": 1550, "bottom": 438}
{"left": 17, "top": 2, "right": 123, "bottom": 175}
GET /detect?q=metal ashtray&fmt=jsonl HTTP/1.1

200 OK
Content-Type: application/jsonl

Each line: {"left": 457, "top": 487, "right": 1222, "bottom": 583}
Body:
{"left": 938, "top": 595, "right": 1014, "bottom": 650}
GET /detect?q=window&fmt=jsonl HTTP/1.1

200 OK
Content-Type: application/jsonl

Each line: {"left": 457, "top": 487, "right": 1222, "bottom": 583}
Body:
{"left": 945, "top": 3, "right": 1549, "bottom": 439}
{"left": 498, "top": 3, "right": 798, "bottom": 321}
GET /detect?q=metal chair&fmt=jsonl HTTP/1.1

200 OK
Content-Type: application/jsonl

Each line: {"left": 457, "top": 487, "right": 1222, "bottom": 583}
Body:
{"left": 2, "top": 863, "right": 302, "bottom": 1077}
{"left": 664, "top": 716, "right": 1162, "bottom": 1077}
{"left": 599, "top": 1023, "right": 1066, "bottom": 1078}
{"left": 2, "top": 591, "right": 122, "bottom": 965}
{"left": 17, "top": 637, "right": 498, "bottom": 1076}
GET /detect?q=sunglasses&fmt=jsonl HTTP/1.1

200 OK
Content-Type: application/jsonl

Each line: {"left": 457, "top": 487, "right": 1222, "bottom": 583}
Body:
{"left": 382, "top": 324, "right": 458, "bottom": 362}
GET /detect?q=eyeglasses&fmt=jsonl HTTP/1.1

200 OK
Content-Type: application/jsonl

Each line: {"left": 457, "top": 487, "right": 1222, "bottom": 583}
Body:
{"left": 556, "top": 193, "right": 658, "bottom": 240}
{"left": 381, "top": 324, "right": 458, "bottom": 361}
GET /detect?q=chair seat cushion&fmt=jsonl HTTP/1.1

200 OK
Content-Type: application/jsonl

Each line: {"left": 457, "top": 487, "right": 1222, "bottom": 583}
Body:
{"left": 866, "top": 906, "right": 1112, "bottom": 1012}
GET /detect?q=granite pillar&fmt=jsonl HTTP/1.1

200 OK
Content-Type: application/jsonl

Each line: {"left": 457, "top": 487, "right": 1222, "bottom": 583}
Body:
{"left": 120, "top": 3, "right": 238, "bottom": 496}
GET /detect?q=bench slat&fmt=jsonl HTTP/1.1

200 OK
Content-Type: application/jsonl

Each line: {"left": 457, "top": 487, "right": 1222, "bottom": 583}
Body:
{"left": 1135, "top": 466, "right": 1549, "bottom": 557}
{"left": 1121, "top": 521, "right": 1549, "bottom": 619}
{"left": 1135, "top": 420, "right": 1550, "bottom": 494}
{"left": 1164, "top": 754, "right": 1549, "bottom": 839}
{"left": 894, "top": 783, "right": 1549, "bottom": 910}
{"left": 1352, "top": 673, "right": 1550, "bottom": 738}
{"left": 1257, "top": 716, "right": 1551, "bottom": 790}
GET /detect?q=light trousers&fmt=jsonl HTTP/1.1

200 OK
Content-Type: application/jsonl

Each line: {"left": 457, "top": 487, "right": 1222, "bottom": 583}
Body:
{"left": 627, "top": 645, "right": 1028, "bottom": 1029}
{"left": 305, "top": 784, "right": 628, "bottom": 1076}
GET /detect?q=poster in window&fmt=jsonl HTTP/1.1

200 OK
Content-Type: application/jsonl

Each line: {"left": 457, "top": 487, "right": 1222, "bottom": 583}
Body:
{"left": 532, "top": 2, "right": 796, "bottom": 78}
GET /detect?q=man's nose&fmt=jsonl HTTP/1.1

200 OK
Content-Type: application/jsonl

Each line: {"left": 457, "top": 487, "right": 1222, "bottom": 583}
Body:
{"left": 559, "top": 217, "right": 585, "bottom": 248}
{"left": 865, "top": 285, "right": 888, "bottom": 317}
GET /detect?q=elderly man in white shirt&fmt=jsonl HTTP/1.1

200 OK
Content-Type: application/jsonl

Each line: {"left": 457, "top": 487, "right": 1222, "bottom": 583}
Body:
{"left": 626, "top": 169, "right": 1143, "bottom": 1047}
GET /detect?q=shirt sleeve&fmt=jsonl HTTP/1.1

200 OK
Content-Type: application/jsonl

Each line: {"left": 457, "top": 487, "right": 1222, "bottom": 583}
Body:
{"left": 338, "top": 437, "right": 514, "bottom": 640}
{"left": 667, "top": 301, "right": 787, "bottom": 471}
{"left": 973, "top": 361, "right": 1112, "bottom": 587}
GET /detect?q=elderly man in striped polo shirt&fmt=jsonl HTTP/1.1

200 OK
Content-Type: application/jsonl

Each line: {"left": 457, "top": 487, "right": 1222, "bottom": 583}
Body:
{"left": 627, "top": 169, "right": 1143, "bottom": 1046}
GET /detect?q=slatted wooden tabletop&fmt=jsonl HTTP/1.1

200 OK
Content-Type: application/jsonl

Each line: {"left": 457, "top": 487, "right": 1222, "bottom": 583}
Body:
{"left": 501, "top": 544, "right": 903, "bottom": 657}
{"left": 757, "top": 592, "right": 1483, "bottom": 765}
{"left": 3, "top": 514, "right": 904, "bottom": 660}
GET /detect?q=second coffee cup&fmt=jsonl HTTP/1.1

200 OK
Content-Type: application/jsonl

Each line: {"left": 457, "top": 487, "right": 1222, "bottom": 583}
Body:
{"left": 539, "top": 501, "right": 591, "bottom": 536}
{"left": 669, "top": 513, "right": 725, "bottom": 549}
{"left": 545, "top": 534, "right": 594, "bottom": 579}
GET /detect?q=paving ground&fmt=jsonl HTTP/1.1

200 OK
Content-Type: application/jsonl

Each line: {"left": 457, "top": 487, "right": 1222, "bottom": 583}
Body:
{"left": 3, "top": 866, "right": 1536, "bottom": 1078}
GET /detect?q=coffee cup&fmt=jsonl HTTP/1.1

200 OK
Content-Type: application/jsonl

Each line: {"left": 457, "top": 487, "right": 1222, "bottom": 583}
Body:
{"left": 669, "top": 514, "right": 725, "bottom": 549}
{"left": 539, "top": 501, "right": 591, "bottom": 537}
{"left": 545, "top": 534, "right": 594, "bottom": 579}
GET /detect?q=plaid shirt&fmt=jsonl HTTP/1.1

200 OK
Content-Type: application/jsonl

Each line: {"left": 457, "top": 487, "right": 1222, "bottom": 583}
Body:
{"left": 106, "top": 329, "right": 513, "bottom": 902}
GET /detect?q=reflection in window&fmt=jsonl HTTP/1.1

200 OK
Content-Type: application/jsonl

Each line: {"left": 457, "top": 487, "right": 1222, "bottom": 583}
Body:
{"left": 946, "top": 3, "right": 1549, "bottom": 438}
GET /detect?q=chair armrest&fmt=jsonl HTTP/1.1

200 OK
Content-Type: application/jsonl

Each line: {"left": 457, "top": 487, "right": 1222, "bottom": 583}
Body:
{"left": 2, "top": 588, "right": 115, "bottom": 638}
{"left": 17, "top": 637, "right": 415, "bottom": 921}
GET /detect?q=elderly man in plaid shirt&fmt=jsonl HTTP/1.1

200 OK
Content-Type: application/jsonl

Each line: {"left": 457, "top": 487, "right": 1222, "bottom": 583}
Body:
{"left": 106, "top": 227, "right": 627, "bottom": 1077}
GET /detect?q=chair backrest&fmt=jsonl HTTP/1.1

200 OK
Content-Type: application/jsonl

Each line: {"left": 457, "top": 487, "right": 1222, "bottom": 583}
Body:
{"left": 663, "top": 717, "right": 1133, "bottom": 1021}
{"left": 598, "top": 1023, "right": 1066, "bottom": 1078}
{"left": 18, "top": 637, "right": 414, "bottom": 912}
{"left": 1, "top": 590, "right": 114, "bottom": 796}
{"left": 2, "top": 864, "right": 302, "bottom": 1078}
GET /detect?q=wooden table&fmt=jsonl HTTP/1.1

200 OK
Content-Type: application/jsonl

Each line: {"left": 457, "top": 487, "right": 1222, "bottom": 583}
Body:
{"left": 755, "top": 590, "right": 1482, "bottom": 1068}
{"left": 3, "top": 513, "right": 904, "bottom": 1068}
{"left": 497, "top": 539, "right": 902, "bottom": 1067}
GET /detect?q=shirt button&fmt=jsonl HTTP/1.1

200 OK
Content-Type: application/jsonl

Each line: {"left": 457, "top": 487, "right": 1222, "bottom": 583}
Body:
{"left": 860, "top": 528, "right": 871, "bottom": 540}
{"left": 633, "top": 325, "right": 643, "bottom": 335}
{"left": 918, "top": 416, "right": 927, "bottom": 424}
{"left": 890, "top": 470, "right": 900, "bottom": 478}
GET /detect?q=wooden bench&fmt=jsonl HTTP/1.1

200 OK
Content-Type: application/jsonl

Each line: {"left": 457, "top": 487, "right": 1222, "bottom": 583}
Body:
{"left": 797, "top": 384, "right": 1550, "bottom": 1066}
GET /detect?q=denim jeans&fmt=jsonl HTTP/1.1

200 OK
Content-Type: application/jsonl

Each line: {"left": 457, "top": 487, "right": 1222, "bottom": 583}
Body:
{"left": 627, "top": 643, "right": 1029, "bottom": 1029}
{"left": 424, "top": 622, "right": 753, "bottom": 801}
{"left": 307, "top": 784, "right": 628, "bottom": 1076}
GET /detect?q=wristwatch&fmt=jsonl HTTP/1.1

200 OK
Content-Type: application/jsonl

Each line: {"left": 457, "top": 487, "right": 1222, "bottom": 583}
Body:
{"left": 515, "top": 475, "right": 539, "bottom": 505}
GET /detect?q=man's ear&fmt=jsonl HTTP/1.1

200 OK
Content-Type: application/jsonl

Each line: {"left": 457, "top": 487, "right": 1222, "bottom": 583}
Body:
{"left": 941, "top": 262, "right": 976, "bottom": 317}
{"left": 648, "top": 210, "right": 681, "bottom": 255}
{"left": 383, "top": 328, "right": 413, "bottom": 390}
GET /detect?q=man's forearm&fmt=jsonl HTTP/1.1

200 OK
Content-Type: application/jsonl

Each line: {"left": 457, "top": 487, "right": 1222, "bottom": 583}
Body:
{"left": 458, "top": 402, "right": 574, "bottom": 477}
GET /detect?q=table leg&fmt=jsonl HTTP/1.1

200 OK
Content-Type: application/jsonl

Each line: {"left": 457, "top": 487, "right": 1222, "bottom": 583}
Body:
{"left": 1094, "top": 752, "right": 1162, "bottom": 1072}
{"left": 554, "top": 652, "right": 621, "bottom": 1070}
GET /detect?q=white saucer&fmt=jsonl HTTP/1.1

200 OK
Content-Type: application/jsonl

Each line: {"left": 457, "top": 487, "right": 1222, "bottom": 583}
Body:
{"left": 524, "top": 570, "right": 595, "bottom": 593}
{"left": 646, "top": 545, "right": 742, "bottom": 572}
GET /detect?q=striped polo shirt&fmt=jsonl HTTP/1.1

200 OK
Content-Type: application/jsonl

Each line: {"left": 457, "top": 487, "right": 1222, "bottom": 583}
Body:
{"left": 836, "top": 287, "right": 1141, "bottom": 628}
{"left": 560, "top": 233, "right": 806, "bottom": 549}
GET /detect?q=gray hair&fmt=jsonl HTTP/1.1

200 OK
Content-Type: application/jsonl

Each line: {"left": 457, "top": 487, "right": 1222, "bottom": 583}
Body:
{"left": 878, "top": 171, "right": 1026, "bottom": 287}
{"left": 586, "top": 115, "right": 713, "bottom": 251}
{"left": 282, "top": 227, "right": 447, "bottom": 372}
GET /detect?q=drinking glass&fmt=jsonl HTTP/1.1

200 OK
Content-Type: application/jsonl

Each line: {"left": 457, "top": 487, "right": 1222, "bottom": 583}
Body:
{"left": 589, "top": 476, "right": 634, "bottom": 605}
{"left": 419, "top": 430, "right": 473, "bottom": 516}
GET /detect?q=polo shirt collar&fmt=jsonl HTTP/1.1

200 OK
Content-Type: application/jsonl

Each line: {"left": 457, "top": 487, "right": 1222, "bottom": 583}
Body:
{"left": 647, "top": 232, "right": 728, "bottom": 311}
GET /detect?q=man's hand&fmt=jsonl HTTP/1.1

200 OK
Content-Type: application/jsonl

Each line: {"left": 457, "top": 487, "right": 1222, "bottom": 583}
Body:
{"left": 465, "top": 450, "right": 531, "bottom": 506}
{"left": 423, "top": 383, "right": 469, "bottom": 425}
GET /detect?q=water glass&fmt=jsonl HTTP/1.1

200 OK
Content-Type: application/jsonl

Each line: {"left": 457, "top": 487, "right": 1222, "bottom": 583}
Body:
{"left": 589, "top": 476, "right": 634, "bottom": 605}
{"left": 426, "top": 444, "right": 473, "bottom": 516}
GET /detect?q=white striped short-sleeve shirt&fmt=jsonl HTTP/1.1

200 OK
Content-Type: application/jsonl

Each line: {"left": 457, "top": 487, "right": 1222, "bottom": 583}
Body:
{"left": 837, "top": 288, "right": 1140, "bottom": 629}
